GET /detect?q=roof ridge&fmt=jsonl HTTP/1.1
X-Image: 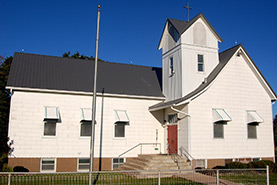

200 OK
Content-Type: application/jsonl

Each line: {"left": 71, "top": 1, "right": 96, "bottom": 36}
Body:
{"left": 14, "top": 52, "right": 161, "bottom": 69}
{"left": 167, "top": 18, "right": 188, "bottom": 23}
{"left": 219, "top": 44, "right": 242, "bottom": 55}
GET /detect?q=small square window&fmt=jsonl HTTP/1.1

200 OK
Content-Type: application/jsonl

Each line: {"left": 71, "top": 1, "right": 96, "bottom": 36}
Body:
{"left": 168, "top": 114, "right": 178, "bottom": 124}
{"left": 113, "top": 158, "right": 124, "bottom": 169}
{"left": 115, "top": 122, "right": 125, "bottom": 137}
{"left": 198, "top": 54, "right": 204, "bottom": 72}
{"left": 78, "top": 158, "right": 90, "bottom": 171}
{"left": 44, "top": 122, "right": 56, "bottom": 136}
{"left": 214, "top": 122, "right": 224, "bottom": 138}
{"left": 248, "top": 124, "right": 257, "bottom": 139}
{"left": 80, "top": 122, "right": 92, "bottom": 137}
{"left": 41, "top": 159, "right": 55, "bottom": 172}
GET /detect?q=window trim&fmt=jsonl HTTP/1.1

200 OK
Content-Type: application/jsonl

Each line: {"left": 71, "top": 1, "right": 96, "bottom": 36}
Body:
{"left": 43, "top": 121, "right": 57, "bottom": 137}
{"left": 247, "top": 123, "right": 258, "bottom": 139}
{"left": 40, "top": 158, "right": 56, "bottom": 172}
{"left": 197, "top": 54, "right": 204, "bottom": 72}
{"left": 213, "top": 122, "right": 225, "bottom": 139}
{"left": 168, "top": 113, "right": 178, "bottom": 125}
{"left": 77, "top": 158, "right": 90, "bottom": 172}
{"left": 79, "top": 121, "right": 92, "bottom": 138}
{"left": 114, "top": 122, "right": 126, "bottom": 138}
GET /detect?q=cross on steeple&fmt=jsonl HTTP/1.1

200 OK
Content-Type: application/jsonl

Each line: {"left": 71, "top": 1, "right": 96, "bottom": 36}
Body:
{"left": 184, "top": 2, "right": 192, "bottom": 21}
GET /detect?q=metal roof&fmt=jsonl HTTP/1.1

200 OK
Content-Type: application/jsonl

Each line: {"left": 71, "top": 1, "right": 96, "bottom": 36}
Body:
{"left": 7, "top": 52, "right": 164, "bottom": 97}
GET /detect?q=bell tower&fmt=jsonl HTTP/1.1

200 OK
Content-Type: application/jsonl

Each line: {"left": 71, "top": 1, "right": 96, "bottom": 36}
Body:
{"left": 158, "top": 13, "right": 222, "bottom": 101}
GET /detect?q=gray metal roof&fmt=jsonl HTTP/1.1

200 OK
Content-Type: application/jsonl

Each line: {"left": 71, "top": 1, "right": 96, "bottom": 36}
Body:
{"left": 7, "top": 53, "right": 164, "bottom": 97}
{"left": 149, "top": 44, "right": 244, "bottom": 110}
{"left": 161, "top": 13, "right": 223, "bottom": 46}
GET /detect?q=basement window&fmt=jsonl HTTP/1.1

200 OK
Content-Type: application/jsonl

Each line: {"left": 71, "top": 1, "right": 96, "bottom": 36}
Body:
{"left": 113, "top": 158, "right": 124, "bottom": 169}
{"left": 41, "top": 159, "right": 55, "bottom": 172}
{"left": 78, "top": 158, "right": 90, "bottom": 171}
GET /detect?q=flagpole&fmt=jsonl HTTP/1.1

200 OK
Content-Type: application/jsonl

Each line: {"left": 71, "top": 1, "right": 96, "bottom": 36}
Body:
{"left": 89, "top": 5, "right": 100, "bottom": 185}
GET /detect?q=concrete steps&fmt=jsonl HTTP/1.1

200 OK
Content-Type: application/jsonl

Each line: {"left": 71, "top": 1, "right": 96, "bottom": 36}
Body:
{"left": 115, "top": 154, "right": 192, "bottom": 172}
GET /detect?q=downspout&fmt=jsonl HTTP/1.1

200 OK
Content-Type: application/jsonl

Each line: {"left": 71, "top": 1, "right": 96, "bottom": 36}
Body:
{"left": 170, "top": 105, "right": 191, "bottom": 158}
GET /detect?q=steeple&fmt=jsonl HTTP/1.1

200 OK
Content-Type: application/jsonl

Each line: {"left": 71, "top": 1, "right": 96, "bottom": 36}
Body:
{"left": 158, "top": 13, "right": 222, "bottom": 101}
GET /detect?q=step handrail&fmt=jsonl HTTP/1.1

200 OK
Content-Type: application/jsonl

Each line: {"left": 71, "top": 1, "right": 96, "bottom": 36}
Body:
{"left": 179, "top": 146, "right": 195, "bottom": 165}
{"left": 118, "top": 143, "right": 161, "bottom": 158}
{"left": 167, "top": 143, "right": 182, "bottom": 169}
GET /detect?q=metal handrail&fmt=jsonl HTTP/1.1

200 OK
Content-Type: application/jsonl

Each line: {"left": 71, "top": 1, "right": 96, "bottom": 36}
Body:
{"left": 179, "top": 146, "right": 195, "bottom": 165}
{"left": 118, "top": 143, "right": 161, "bottom": 158}
{"left": 167, "top": 143, "right": 182, "bottom": 169}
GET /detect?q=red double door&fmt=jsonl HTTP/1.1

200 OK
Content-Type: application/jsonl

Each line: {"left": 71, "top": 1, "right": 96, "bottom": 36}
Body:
{"left": 167, "top": 125, "right": 178, "bottom": 154}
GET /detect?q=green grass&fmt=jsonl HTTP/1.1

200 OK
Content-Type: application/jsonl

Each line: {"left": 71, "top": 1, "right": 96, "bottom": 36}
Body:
{"left": 0, "top": 173, "right": 204, "bottom": 185}
{"left": 1, "top": 172, "right": 274, "bottom": 185}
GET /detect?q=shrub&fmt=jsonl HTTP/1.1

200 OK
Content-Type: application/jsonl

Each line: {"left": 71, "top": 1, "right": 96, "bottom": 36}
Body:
{"left": 248, "top": 160, "right": 274, "bottom": 169}
{"left": 1, "top": 164, "right": 12, "bottom": 172}
{"left": 13, "top": 166, "right": 29, "bottom": 172}
{"left": 225, "top": 162, "right": 248, "bottom": 169}
{"left": 212, "top": 165, "right": 226, "bottom": 169}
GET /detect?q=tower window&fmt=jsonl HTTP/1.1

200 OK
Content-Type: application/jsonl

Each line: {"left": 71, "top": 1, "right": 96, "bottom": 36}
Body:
{"left": 169, "top": 57, "right": 174, "bottom": 76}
{"left": 198, "top": 54, "right": 204, "bottom": 72}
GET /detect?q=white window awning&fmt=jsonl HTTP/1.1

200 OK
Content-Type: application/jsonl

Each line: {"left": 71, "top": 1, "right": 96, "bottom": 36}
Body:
{"left": 247, "top": 110, "right": 263, "bottom": 124}
{"left": 115, "top": 110, "right": 129, "bottom": 123}
{"left": 44, "top": 106, "right": 59, "bottom": 121}
{"left": 212, "top": 108, "right": 232, "bottom": 123}
{"left": 81, "top": 108, "right": 92, "bottom": 122}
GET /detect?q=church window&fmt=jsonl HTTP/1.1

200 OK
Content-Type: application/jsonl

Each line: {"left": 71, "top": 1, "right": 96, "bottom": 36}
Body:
{"left": 115, "top": 122, "right": 125, "bottom": 137}
{"left": 43, "top": 106, "right": 59, "bottom": 136}
{"left": 80, "top": 122, "right": 92, "bottom": 136}
{"left": 214, "top": 121, "right": 225, "bottom": 138}
{"left": 248, "top": 123, "right": 257, "bottom": 139}
{"left": 80, "top": 108, "right": 93, "bottom": 137}
{"left": 169, "top": 57, "right": 174, "bottom": 76}
{"left": 114, "top": 110, "right": 129, "bottom": 138}
{"left": 198, "top": 54, "right": 204, "bottom": 72}
{"left": 246, "top": 110, "right": 263, "bottom": 139}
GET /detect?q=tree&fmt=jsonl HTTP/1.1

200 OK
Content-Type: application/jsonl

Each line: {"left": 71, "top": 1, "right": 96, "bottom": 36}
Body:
{"left": 62, "top": 51, "right": 105, "bottom": 62}
{"left": 0, "top": 56, "right": 13, "bottom": 170}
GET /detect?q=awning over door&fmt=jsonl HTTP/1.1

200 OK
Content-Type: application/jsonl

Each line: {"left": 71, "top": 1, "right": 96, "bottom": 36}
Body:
{"left": 247, "top": 110, "right": 263, "bottom": 124}
{"left": 44, "top": 106, "right": 59, "bottom": 121}
{"left": 114, "top": 110, "right": 129, "bottom": 123}
{"left": 212, "top": 108, "right": 232, "bottom": 123}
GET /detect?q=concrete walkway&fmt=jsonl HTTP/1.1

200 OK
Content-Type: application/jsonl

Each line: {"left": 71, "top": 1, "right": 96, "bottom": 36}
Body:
{"left": 180, "top": 172, "right": 242, "bottom": 185}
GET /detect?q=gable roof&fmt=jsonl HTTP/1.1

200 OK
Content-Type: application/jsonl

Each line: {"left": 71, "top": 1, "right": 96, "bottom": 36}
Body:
{"left": 149, "top": 44, "right": 277, "bottom": 111}
{"left": 7, "top": 52, "right": 164, "bottom": 98}
{"left": 158, "top": 13, "right": 223, "bottom": 49}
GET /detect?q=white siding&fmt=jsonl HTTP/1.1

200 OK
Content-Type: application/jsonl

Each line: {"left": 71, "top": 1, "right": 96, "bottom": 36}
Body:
{"left": 188, "top": 53, "right": 274, "bottom": 159}
{"left": 8, "top": 91, "right": 165, "bottom": 158}
{"left": 180, "top": 18, "right": 219, "bottom": 96}
{"left": 163, "top": 47, "right": 182, "bottom": 101}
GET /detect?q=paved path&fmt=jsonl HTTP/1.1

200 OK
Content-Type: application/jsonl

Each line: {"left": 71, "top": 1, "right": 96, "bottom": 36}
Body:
{"left": 180, "top": 172, "right": 242, "bottom": 185}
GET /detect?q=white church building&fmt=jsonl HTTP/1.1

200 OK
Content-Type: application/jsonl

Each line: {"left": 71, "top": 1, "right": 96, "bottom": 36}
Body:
{"left": 7, "top": 13, "right": 276, "bottom": 172}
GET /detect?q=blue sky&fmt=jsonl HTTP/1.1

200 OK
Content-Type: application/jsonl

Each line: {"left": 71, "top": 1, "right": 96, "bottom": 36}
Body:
{"left": 0, "top": 0, "right": 276, "bottom": 117}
